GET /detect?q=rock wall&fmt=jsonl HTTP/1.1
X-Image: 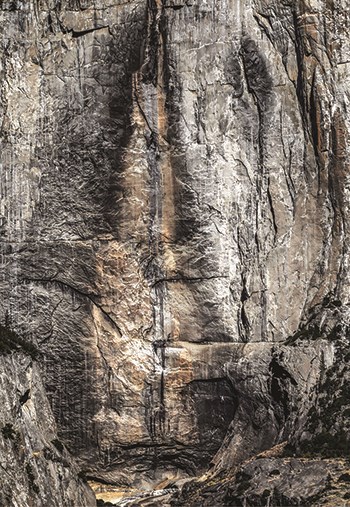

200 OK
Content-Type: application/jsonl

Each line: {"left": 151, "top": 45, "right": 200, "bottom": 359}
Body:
{"left": 0, "top": 347, "right": 95, "bottom": 506}
{"left": 1, "top": 0, "right": 350, "bottom": 503}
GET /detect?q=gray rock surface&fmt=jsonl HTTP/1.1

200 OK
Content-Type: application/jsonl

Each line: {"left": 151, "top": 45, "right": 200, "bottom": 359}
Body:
{"left": 0, "top": 349, "right": 95, "bottom": 506}
{"left": 166, "top": 304, "right": 350, "bottom": 506}
{"left": 171, "top": 452, "right": 350, "bottom": 506}
{"left": 1, "top": 0, "right": 350, "bottom": 505}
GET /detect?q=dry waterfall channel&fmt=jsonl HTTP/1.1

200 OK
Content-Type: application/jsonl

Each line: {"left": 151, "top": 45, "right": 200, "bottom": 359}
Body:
{"left": 1, "top": 1, "right": 350, "bottom": 506}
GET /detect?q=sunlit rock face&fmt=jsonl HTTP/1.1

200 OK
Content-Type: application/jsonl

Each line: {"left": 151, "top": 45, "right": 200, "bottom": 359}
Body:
{"left": 1, "top": 0, "right": 350, "bottom": 503}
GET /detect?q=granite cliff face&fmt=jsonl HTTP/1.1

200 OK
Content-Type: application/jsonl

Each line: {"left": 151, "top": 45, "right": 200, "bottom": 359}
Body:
{"left": 1, "top": 0, "right": 350, "bottom": 505}
{"left": 0, "top": 348, "right": 95, "bottom": 507}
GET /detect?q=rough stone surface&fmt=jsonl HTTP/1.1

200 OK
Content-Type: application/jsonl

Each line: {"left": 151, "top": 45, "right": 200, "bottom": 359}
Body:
{"left": 1, "top": 0, "right": 350, "bottom": 505}
{"left": 170, "top": 452, "right": 350, "bottom": 506}
{"left": 0, "top": 350, "right": 95, "bottom": 506}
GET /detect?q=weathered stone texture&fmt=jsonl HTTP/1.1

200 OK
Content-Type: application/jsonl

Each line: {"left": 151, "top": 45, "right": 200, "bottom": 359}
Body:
{"left": 0, "top": 351, "right": 95, "bottom": 506}
{"left": 1, "top": 0, "right": 350, "bottom": 504}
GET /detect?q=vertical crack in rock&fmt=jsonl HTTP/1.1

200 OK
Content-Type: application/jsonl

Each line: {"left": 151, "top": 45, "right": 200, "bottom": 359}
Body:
{"left": 240, "top": 35, "right": 274, "bottom": 340}
{"left": 133, "top": 0, "right": 173, "bottom": 459}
